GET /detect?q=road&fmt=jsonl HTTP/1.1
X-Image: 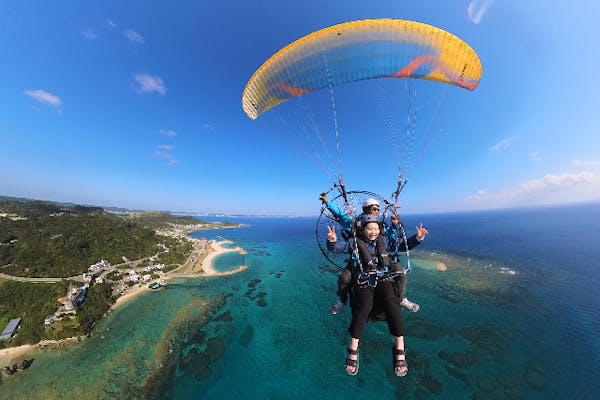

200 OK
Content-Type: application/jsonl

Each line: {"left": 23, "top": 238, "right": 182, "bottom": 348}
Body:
{"left": 0, "top": 250, "right": 168, "bottom": 284}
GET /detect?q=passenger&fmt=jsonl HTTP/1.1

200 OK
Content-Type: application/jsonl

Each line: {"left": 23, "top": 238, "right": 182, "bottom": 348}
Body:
{"left": 326, "top": 215, "right": 428, "bottom": 376}
{"left": 320, "top": 194, "right": 422, "bottom": 314}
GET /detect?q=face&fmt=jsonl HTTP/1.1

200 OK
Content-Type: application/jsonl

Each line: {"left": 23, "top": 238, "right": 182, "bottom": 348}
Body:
{"left": 362, "top": 222, "right": 380, "bottom": 241}
{"left": 365, "top": 204, "right": 380, "bottom": 216}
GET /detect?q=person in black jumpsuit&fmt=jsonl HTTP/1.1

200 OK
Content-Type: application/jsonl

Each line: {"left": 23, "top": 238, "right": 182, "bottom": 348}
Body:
{"left": 327, "top": 215, "right": 428, "bottom": 376}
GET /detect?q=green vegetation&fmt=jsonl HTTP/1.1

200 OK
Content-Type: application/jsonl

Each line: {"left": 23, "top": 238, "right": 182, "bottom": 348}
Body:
{"left": 1, "top": 198, "right": 162, "bottom": 277}
{"left": 2, "top": 214, "right": 159, "bottom": 277}
{"left": 156, "top": 237, "right": 193, "bottom": 269}
{"left": 0, "top": 279, "right": 68, "bottom": 348}
{"left": 122, "top": 211, "right": 207, "bottom": 229}
{"left": 75, "top": 282, "right": 114, "bottom": 334}
{"left": 0, "top": 279, "right": 117, "bottom": 346}
{"left": 0, "top": 198, "right": 237, "bottom": 278}
{"left": 123, "top": 210, "right": 242, "bottom": 230}
{"left": 0, "top": 196, "right": 239, "bottom": 347}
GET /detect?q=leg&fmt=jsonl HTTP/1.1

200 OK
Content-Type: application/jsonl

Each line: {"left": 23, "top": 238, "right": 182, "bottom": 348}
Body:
{"left": 330, "top": 269, "right": 352, "bottom": 314}
{"left": 345, "top": 286, "right": 373, "bottom": 375}
{"left": 348, "top": 286, "right": 374, "bottom": 339}
{"left": 345, "top": 337, "right": 360, "bottom": 375}
{"left": 377, "top": 282, "right": 405, "bottom": 338}
{"left": 375, "top": 283, "right": 409, "bottom": 376}
{"left": 337, "top": 268, "right": 352, "bottom": 304}
{"left": 396, "top": 271, "right": 407, "bottom": 300}
{"left": 392, "top": 335, "right": 408, "bottom": 377}
{"left": 396, "top": 272, "right": 420, "bottom": 312}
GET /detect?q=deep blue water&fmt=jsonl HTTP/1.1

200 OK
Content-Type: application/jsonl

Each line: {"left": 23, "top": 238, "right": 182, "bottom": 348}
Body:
{"left": 181, "top": 203, "right": 600, "bottom": 399}
{"left": 3, "top": 204, "right": 598, "bottom": 399}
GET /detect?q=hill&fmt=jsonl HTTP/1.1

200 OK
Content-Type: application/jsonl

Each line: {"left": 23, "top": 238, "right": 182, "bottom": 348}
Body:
{"left": 0, "top": 198, "right": 226, "bottom": 278}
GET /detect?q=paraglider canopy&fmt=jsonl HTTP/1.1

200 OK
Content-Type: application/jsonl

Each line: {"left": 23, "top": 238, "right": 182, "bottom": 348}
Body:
{"left": 242, "top": 19, "right": 482, "bottom": 120}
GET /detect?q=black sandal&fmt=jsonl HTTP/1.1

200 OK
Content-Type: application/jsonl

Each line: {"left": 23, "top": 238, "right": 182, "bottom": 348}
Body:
{"left": 392, "top": 347, "right": 408, "bottom": 377}
{"left": 345, "top": 347, "right": 359, "bottom": 376}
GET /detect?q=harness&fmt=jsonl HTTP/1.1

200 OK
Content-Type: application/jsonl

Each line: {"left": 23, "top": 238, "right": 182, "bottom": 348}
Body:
{"left": 356, "top": 234, "right": 389, "bottom": 270}
{"left": 352, "top": 234, "right": 402, "bottom": 288}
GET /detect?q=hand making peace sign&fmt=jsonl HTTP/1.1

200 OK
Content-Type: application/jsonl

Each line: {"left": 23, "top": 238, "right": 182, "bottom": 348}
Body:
{"left": 327, "top": 225, "right": 337, "bottom": 242}
{"left": 416, "top": 223, "right": 429, "bottom": 240}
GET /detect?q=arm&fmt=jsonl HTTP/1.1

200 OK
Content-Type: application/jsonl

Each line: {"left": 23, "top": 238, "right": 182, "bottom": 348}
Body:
{"left": 325, "top": 225, "right": 352, "bottom": 254}
{"left": 320, "top": 193, "right": 352, "bottom": 230}
{"left": 390, "top": 223, "right": 429, "bottom": 252}
{"left": 326, "top": 201, "right": 353, "bottom": 230}
{"left": 327, "top": 239, "right": 352, "bottom": 254}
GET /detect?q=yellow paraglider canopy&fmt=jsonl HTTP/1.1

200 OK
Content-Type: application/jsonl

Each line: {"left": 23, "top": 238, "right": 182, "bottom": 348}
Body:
{"left": 242, "top": 19, "right": 482, "bottom": 120}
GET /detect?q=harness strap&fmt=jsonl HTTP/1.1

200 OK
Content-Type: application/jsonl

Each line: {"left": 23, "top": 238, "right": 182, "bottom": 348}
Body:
{"left": 355, "top": 234, "right": 390, "bottom": 271}
{"left": 338, "top": 180, "right": 363, "bottom": 272}
{"left": 355, "top": 270, "right": 403, "bottom": 288}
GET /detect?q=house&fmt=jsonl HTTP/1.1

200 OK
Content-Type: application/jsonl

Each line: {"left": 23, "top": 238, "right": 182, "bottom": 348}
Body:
{"left": 0, "top": 318, "right": 22, "bottom": 340}
{"left": 73, "top": 286, "right": 88, "bottom": 307}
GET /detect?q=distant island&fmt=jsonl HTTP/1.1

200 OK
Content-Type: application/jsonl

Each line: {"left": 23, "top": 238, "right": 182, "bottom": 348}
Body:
{"left": 0, "top": 196, "right": 242, "bottom": 355}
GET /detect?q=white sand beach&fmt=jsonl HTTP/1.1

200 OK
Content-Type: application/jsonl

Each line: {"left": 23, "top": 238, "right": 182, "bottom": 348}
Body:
{"left": 199, "top": 240, "right": 248, "bottom": 276}
{"left": 110, "top": 239, "right": 247, "bottom": 309}
{"left": 0, "top": 344, "right": 34, "bottom": 365}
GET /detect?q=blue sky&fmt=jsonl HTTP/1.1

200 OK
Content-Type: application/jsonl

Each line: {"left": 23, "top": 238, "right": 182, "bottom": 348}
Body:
{"left": 1, "top": 0, "right": 599, "bottom": 216}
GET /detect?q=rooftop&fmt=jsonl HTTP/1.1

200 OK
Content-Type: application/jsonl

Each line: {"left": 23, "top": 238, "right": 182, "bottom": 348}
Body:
{"left": 0, "top": 317, "right": 22, "bottom": 340}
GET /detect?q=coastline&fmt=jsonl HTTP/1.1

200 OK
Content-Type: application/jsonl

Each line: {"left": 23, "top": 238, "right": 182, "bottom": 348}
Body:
{"left": 198, "top": 240, "right": 248, "bottom": 276}
{"left": 0, "top": 238, "right": 247, "bottom": 366}
{"left": 0, "top": 344, "right": 33, "bottom": 365}
{"left": 106, "top": 239, "right": 248, "bottom": 310}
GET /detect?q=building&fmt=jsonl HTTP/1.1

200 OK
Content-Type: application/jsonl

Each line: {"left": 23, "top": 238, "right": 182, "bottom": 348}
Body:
{"left": 0, "top": 318, "right": 22, "bottom": 340}
{"left": 73, "top": 286, "right": 88, "bottom": 307}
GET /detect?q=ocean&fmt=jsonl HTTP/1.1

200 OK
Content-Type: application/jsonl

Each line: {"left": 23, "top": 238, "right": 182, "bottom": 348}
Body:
{"left": 1, "top": 203, "right": 599, "bottom": 399}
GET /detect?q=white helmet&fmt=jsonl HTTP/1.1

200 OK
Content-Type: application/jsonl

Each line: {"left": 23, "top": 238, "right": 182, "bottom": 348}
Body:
{"left": 362, "top": 198, "right": 379, "bottom": 209}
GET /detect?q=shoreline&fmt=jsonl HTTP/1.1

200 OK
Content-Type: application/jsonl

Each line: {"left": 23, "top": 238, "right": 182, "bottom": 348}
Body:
{"left": 198, "top": 240, "right": 248, "bottom": 276}
{"left": 0, "top": 344, "right": 33, "bottom": 365}
{"left": 0, "top": 238, "right": 247, "bottom": 365}
{"left": 106, "top": 239, "right": 248, "bottom": 309}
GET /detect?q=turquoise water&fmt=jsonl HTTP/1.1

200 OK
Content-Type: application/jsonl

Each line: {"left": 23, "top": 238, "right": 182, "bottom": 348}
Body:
{"left": 1, "top": 204, "right": 599, "bottom": 399}
{"left": 211, "top": 251, "right": 245, "bottom": 273}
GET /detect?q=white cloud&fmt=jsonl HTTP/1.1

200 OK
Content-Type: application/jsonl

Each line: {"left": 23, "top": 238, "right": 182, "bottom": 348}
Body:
{"left": 462, "top": 171, "right": 600, "bottom": 211}
{"left": 467, "top": 0, "right": 493, "bottom": 24}
{"left": 154, "top": 150, "right": 171, "bottom": 158}
{"left": 467, "top": 189, "right": 488, "bottom": 200}
{"left": 202, "top": 123, "right": 215, "bottom": 130}
{"left": 133, "top": 74, "right": 166, "bottom": 95}
{"left": 106, "top": 19, "right": 116, "bottom": 30}
{"left": 154, "top": 146, "right": 178, "bottom": 166}
{"left": 572, "top": 159, "right": 600, "bottom": 167}
{"left": 160, "top": 129, "right": 177, "bottom": 138}
{"left": 529, "top": 151, "right": 542, "bottom": 162}
{"left": 81, "top": 27, "right": 98, "bottom": 40}
{"left": 517, "top": 172, "right": 596, "bottom": 195}
{"left": 489, "top": 136, "right": 517, "bottom": 152}
{"left": 124, "top": 29, "right": 144, "bottom": 44}
{"left": 24, "top": 89, "right": 63, "bottom": 107}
